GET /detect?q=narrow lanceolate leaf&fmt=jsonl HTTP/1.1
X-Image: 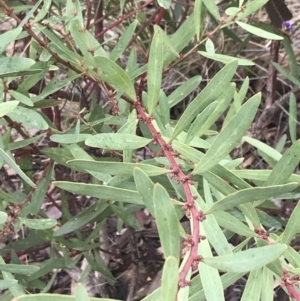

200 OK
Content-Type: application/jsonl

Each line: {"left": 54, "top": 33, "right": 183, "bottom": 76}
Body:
{"left": 264, "top": 139, "right": 300, "bottom": 186}
{"left": 53, "top": 202, "right": 109, "bottom": 237}
{"left": 0, "top": 264, "right": 39, "bottom": 275}
{"left": 19, "top": 217, "right": 57, "bottom": 230}
{"left": 110, "top": 20, "right": 137, "bottom": 62}
{"left": 33, "top": 0, "right": 52, "bottom": 23}
{"left": 94, "top": 56, "right": 136, "bottom": 100}
{"left": 205, "top": 183, "right": 297, "bottom": 214}
{"left": 193, "top": 93, "right": 261, "bottom": 174}
{"left": 203, "top": 0, "right": 221, "bottom": 20}
{"left": 161, "top": 257, "right": 179, "bottom": 301}
{"left": 50, "top": 134, "right": 91, "bottom": 144}
{"left": 195, "top": 0, "right": 203, "bottom": 40}
{"left": 168, "top": 76, "right": 202, "bottom": 108}
{"left": 214, "top": 211, "right": 258, "bottom": 237}
{"left": 85, "top": 133, "right": 151, "bottom": 150}
{"left": 7, "top": 106, "right": 49, "bottom": 130}
{"left": 0, "top": 148, "right": 35, "bottom": 188}
{"left": 134, "top": 168, "right": 155, "bottom": 216}
{"left": 280, "top": 201, "right": 300, "bottom": 245}
{"left": 185, "top": 102, "right": 217, "bottom": 143}
{"left": 236, "top": 21, "right": 283, "bottom": 40}
{"left": 0, "top": 101, "right": 19, "bottom": 117}
{"left": 243, "top": 136, "right": 282, "bottom": 161}
{"left": 154, "top": 184, "right": 180, "bottom": 259}
{"left": 16, "top": 294, "right": 123, "bottom": 301}
{"left": 199, "top": 226, "right": 225, "bottom": 301}
{"left": 0, "top": 57, "right": 36, "bottom": 78}
{"left": 261, "top": 267, "right": 274, "bottom": 301}
{"left": 171, "top": 61, "right": 238, "bottom": 140}
{"left": 199, "top": 51, "right": 254, "bottom": 66}
{"left": 148, "top": 27, "right": 164, "bottom": 114}
{"left": 240, "top": 268, "right": 263, "bottom": 301}
{"left": 68, "top": 160, "right": 168, "bottom": 177}
{"left": 289, "top": 93, "right": 297, "bottom": 144}
{"left": 203, "top": 244, "right": 287, "bottom": 273}
{"left": 0, "top": 27, "right": 22, "bottom": 55}
{"left": 53, "top": 181, "right": 143, "bottom": 204}
{"left": 186, "top": 84, "right": 235, "bottom": 143}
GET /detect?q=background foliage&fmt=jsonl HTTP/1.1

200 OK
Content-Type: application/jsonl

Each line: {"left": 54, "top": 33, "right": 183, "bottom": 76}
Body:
{"left": 1, "top": 0, "right": 300, "bottom": 300}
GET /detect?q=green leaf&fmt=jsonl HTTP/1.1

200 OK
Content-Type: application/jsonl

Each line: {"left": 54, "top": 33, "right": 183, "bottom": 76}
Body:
{"left": 33, "top": 0, "right": 52, "bottom": 23}
{"left": 158, "top": 0, "right": 171, "bottom": 9}
{"left": 280, "top": 201, "right": 300, "bottom": 245}
{"left": 53, "top": 181, "right": 143, "bottom": 205}
{"left": 203, "top": 0, "right": 220, "bottom": 20}
{"left": 9, "top": 90, "right": 33, "bottom": 107}
{"left": 205, "top": 183, "right": 297, "bottom": 214}
{"left": 243, "top": 136, "right": 281, "bottom": 161}
{"left": 0, "top": 257, "right": 25, "bottom": 297}
{"left": 195, "top": 0, "right": 203, "bottom": 40}
{"left": 199, "top": 51, "right": 254, "bottom": 66}
{"left": 235, "top": 21, "right": 283, "bottom": 40}
{"left": 19, "top": 218, "right": 56, "bottom": 230}
{"left": 186, "top": 83, "right": 235, "bottom": 143}
{"left": 148, "top": 27, "right": 164, "bottom": 114}
{"left": 65, "top": 144, "right": 111, "bottom": 183}
{"left": 50, "top": 134, "right": 91, "bottom": 144}
{"left": 154, "top": 184, "right": 180, "bottom": 259}
{"left": 289, "top": 93, "right": 297, "bottom": 144}
{"left": 171, "top": 61, "right": 238, "bottom": 140}
{"left": 0, "top": 101, "right": 19, "bottom": 117}
{"left": 94, "top": 56, "right": 136, "bottom": 100}
{"left": 75, "top": 283, "right": 90, "bottom": 301}
{"left": 222, "top": 0, "right": 269, "bottom": 25}
{"left": 110, "top": 204, "right": 140, "bottom": 229}
{"left": 189, "top": 271, "right": 246, "bottom": 301}
{"left": 260, "top": 267, "right": 274, "bottom": 301}
{"left": 214, "top": 211, "right": 258, "bottom": 237}
{"left": 69, "top": 19, "right": 105, "bottom": 56}
{"left": 0, "top": 279, "right": 18, "bottom": 290}
{"left": 198, "top": 225, "right": 225, "bottom": 301}
{"left": 203, "top": 244, "right": 287, "bottom": 273}
{"left": 0, "top": 57, "right": 35, "bottom": 78}
{"left": 205, "top": 38, "right": 215, "bottom": 54}
{"left": 0, "top": 148, "right": 35, "bottom": 188}
{"left": 161, "top": 256, "right": 178, "bottom": 301}
{"left": 68, "top": 160, "right": 168, "bottom": 177}
{"left": 16, "top": 295, "right": 121, "bottom": 301}
{"left": 53, "top": 202, "right": 110, "bottom": 237}
{"left": 0, "top": 211, "right": 7, "bottom": 224}
{"left": 282, "top": 35, "right": 299, "bottom": 80}
{"left": 0, "top": 264, "right": 39, "bottom": 275}
{"left": 7, "top": 106, "right": 49, "bottom": 130}
{"left": 273, "top": 63, "right": 300, "bottom": 86}
{"left": 240, "top": 268, "right": 263, "bottom": 301}
{"left": 110, "top": 20, "right": 137, "bottom": 61}
{"left": 185, "top": 102, "right": 217, "bottom": 143}
{"left": 193, "top": 93, "right": 260, "bottom": 174}
{"left": 167, "top": 76, "right": 202, "bottom": 108}
{"left": 85, "top": 133, "right": 150, "bottom": 150}
{"left": 25, "top": 167, "right": 52, "bottom": 215}
{"left": 134, "top": 168, "right": 155, "bottom": 215}
{"left": 264, "top": 139, "right": 300, "bottom": 186}
{"left": 0, "top": 27, "right": 22, "bottom": 55}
